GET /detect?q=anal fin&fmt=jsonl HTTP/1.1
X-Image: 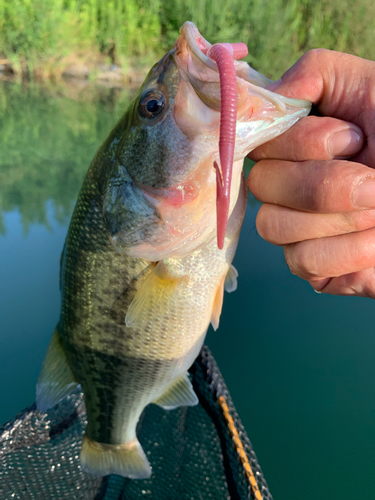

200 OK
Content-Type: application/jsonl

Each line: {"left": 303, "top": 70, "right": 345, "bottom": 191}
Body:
{"left": 81, "top": 435, "right": 151, "bottom": 479}
{"left": 36, "top": 328, "right": 78, "bottom": 412}
{"left": 153, "top": 373, "right": 198, "bottom": 410}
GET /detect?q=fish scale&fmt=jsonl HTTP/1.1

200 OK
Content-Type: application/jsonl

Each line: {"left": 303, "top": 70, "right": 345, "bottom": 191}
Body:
{"left": 36, "top": 21, "right": 311, "bottom": 479}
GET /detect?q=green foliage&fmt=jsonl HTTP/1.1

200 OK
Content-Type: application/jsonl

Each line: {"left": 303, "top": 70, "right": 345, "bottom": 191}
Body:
{"left": 0, "top": 82, "right": 134, "bottom": 234}
{"left": 0, "top": 0, "right": 65, "bottom": 66}
{"left": 62, "top": 0, "right": 161, "bottom": 55}
{"left": 0, "top": 0, "right": 374, "bottom": 79}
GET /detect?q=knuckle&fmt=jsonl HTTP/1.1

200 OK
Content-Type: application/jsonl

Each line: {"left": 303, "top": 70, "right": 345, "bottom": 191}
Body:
{"left": 301, "top": 48, "right": 331, "bottom": 66}
{"left": 302, "top": 164, "right": 332, "bottom": 212}
{"left": 290, "top": 117, "right": 331, "bottom": 161}
{"left": 340, "top": 210, "right": 375, "bottom": 233}
{"left": 357, "top": 268, "right": 375, "bottom": 299}
{"left": 357, "top": 210, "right": 375, "bottom": 229}
{"left": 284, "top": 242, "right": 319, "bottom": 279}
{"left": 246, "top": 163, "right": 260, "bottom": 192}
{"left": 255, "top": 206, "right": 268, "bottom": 240}
{"left": 256, "top": 205, "right": 283, "bottom": 245}
{"left": 337, "top": 269, "right": 375, "bottom": 299}
{"left": 338, "top": 212, "right": 359, "bottom": 232}
{"left": 255, "top": 204, "right": 274, "bottom": 243}
{"left": 303, "top": 161, "right": 348, "bottom": 213}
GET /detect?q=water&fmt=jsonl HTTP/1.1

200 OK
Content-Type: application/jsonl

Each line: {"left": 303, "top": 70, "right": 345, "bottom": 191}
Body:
{"left": 1, "top": 81, "right": 375, "bottom": 499}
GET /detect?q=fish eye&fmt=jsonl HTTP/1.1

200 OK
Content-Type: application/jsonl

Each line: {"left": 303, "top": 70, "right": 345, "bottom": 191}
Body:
{"left": 139, "top": 90, "right": 166, "bottom": 119}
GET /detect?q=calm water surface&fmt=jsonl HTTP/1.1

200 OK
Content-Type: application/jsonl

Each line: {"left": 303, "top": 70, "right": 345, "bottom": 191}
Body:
{"left": 1, "top": 81, "right": 375, "bottom": 499}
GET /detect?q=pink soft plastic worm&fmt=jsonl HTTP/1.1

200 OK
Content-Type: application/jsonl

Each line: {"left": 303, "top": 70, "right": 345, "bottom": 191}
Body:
{"left": 207, "top": 42, "right": 248, "bottom": 249}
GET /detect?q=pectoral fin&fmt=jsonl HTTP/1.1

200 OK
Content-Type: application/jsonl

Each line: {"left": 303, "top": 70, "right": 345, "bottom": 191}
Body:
{"left": 153, "top": 373, "right": 198, "bottom": 410}
{"left": 36, "top": 328, "right": 78, "bottom": 412}
{"left": 211, "top": 265, "right": 239, "bottom": 331}
{"left": 224, "top": 264, "right": 238, "bottom": 293}
{"left": 211, "top": 276, "right": 225, "bottom": 331}
{"left": 125, "top": 261, "right": 186, "bottom": 330}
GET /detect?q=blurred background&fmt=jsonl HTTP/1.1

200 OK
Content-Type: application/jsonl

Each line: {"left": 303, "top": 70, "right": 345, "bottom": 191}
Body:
{"left": 0, "top": 0, "right": 374, "bottom": 81}
{"left": 1, "top": 2, "right": 375, "bottom": 500}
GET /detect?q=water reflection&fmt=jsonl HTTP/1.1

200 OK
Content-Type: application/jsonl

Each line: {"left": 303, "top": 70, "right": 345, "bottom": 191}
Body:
{"left": 0, "top": 82, "right": 136, "bottom": 234}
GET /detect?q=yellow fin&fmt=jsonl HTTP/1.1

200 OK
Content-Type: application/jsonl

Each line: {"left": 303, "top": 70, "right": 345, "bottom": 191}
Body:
{"left": 210, "top": 265, "right": 238, "bottom": 331}
{"left": 125, "top": 261, "right": 185, "bottom": 330}
{"left": 36, "top": 328, "right": 78, "bottom": 412}
{"left": 210, "top": 276, "right": 225, "bottom": 331}
{"left": 153, "top": 373, "right": 198, "bottom": 410}
{"left": 80, "top": 435, "right": 151, "bottom": 478}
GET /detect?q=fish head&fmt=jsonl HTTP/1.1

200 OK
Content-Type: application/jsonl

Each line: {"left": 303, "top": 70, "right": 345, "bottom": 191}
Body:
{"left": 102, "top": 22, "right": 311, "bottom": 261}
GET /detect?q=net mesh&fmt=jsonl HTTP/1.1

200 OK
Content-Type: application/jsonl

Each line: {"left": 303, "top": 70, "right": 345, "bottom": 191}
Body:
{"left": 0, "top": 346, "right": 272, "bottom": 500}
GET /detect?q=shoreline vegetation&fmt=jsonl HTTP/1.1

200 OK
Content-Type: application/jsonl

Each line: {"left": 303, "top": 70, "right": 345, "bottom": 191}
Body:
{"left": 1, "top": 0, "right": 374, "bottom": 86}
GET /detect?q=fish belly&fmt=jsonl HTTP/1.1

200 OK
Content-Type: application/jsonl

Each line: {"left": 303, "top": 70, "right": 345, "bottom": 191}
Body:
{"left": 43, "top": 175, "right": 247, "bottom": 478}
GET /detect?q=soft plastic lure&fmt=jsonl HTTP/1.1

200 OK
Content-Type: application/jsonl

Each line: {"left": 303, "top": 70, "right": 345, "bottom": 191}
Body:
{"left": 207, "top": 42, "right": 248, "bottom": 249}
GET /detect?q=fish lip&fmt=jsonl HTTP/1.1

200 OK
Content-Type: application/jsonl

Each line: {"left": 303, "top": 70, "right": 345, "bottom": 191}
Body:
{"left": 177, "top": 22, "right": 271, "bottom": 88}
{"left": 178, "top": 22, "right": 217, "bottom": 73}
{"left": 177, "top": 22, "right": 311, "bottom": 112}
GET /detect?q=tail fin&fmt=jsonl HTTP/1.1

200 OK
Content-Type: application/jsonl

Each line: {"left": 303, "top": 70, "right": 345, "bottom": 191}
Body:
{"left": 80, "top": 435, "right": 151, "bottom": 479}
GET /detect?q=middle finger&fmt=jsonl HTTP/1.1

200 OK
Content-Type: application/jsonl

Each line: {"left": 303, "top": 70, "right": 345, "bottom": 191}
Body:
{"left": 247, "top": 159, "right": 375, "bottom": 213}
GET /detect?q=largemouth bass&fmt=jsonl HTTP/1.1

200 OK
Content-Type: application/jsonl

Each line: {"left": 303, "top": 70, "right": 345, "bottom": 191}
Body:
{"left": 36, "top": 22, "right": 311, "bottom": 478}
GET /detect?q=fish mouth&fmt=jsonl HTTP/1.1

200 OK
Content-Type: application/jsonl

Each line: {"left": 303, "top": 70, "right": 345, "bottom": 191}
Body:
{"left": 174, "top": 22, "right": 270, "bottom": 249}
{"left": 173, "top": 22, "right": 311, "bottom": 250}
{"left": 175, "top": 21, "right": 271, "bottom": 97}
{"left": 174, "top": 22, "right": 225, "bottom": 110}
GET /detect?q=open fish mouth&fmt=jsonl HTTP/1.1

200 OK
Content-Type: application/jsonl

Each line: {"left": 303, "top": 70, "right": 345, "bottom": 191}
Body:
{"left": 102, "top": 22, "right": 310, "bottom": 263}
{"left": 175, "top": 22, "right": 250, "bottom": 250}
{"left": 174, "top": 22, "right": 310, "bottom": 250}
{"left": 175, "top": 21, "right": 271, "bottom": 89}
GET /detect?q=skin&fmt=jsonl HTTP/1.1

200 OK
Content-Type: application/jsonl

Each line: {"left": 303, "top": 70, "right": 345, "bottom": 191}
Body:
{"left": 246, "top": 49, "right": 375, "bottom": 298}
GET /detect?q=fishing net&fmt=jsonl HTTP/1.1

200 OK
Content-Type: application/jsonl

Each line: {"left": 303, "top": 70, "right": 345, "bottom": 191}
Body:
{"left": 0, "top": 346, "right": 272, "bottom": 500}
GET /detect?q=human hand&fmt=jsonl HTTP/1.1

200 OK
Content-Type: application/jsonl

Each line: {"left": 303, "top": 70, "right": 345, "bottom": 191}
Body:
{"left": 247, "top": 49, "right": 375, "bottom": 297}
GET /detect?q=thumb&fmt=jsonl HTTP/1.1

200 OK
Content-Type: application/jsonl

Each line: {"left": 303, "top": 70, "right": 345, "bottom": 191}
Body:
{"left": 266, "top": 49, "right": 374, "bottom": 125}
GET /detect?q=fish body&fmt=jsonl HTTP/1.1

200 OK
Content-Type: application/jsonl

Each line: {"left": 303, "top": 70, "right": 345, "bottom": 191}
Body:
{"left": 36, "top": 22, "right": 311, "bottom": 478}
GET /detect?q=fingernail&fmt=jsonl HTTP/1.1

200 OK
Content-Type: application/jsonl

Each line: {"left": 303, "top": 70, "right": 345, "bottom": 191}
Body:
{"left": 328, "top": 129, "right": 363, "bottom": 158}
{"left": 266, "top": 78, "right": 282, "bottom": 91}
{"left": 353, "top": 179, "right": 375, "bottom": 208}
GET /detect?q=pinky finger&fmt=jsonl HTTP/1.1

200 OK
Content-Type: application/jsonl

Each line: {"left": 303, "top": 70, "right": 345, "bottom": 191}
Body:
{"left": 308, "top": 268, "right": 375, "bottom": 299}
{"left": 284, "top": 227, "right": 375, "bottom": 281}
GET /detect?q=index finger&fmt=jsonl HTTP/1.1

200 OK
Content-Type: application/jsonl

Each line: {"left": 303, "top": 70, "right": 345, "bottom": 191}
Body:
{"left": 248, "top": 115, "right": 364, "bottom": 162}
